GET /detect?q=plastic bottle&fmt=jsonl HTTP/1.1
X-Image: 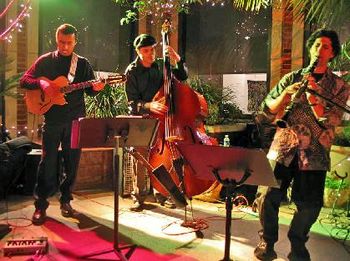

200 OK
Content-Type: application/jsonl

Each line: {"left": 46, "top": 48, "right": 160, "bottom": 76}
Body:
{"left": 223, "top": 134, "right": 230, "bottom": 147}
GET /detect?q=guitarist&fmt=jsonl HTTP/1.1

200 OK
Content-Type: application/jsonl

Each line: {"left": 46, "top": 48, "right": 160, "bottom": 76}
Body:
{"left": 20, "top": 23, "right": 106, "bottom": 225}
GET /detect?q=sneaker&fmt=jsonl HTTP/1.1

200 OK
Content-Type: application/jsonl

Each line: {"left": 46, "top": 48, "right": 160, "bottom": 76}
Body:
{"left": 129, "top": 201, "right": 143, "bottom": 212}
{"left": 254, "top": 240, "right": 277, "bottom": 260}
{"left": 162, "top": 198, "right": 176, "bottom": 209}
{"left": 156, "top": 195, "right": 176, "bottom": 209}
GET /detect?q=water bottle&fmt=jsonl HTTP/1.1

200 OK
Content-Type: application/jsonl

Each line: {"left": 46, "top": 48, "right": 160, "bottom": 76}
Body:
{"left": 223, "top": 134, "right": 230, "bottom": 147}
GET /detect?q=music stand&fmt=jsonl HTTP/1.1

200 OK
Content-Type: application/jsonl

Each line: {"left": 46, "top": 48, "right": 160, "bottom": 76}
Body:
{"left": 176, "top": 143, "right": 278, "bottom": 261}
{"left": 71, "top": 116, "right": 159, "bottom": 261}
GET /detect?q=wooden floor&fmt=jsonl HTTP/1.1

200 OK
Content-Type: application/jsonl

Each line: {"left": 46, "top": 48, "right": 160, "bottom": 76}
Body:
{"left": 0, "top": 189, "right": 349, "bottom": 261}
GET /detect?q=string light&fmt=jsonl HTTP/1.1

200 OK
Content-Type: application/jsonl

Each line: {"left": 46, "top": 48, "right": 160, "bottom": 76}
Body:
{"left": 0, "top": 0, "right": 32, "bottom": 43}
{"left": 228, "top": 11, "right": 269, "bottom": 72}
{"left": 1, "top": 123, "right": 40, "bottom": 137}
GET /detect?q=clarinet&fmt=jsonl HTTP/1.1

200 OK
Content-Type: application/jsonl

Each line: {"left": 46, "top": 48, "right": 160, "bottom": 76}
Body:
{"left": 276, "top": 58, "right": 319, "bottom": 128}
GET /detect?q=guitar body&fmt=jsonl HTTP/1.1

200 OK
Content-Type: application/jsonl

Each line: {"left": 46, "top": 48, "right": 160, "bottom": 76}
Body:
{"left": 24, "top": 74, "right": 126, "bottom": 115}
{"left": 25, "top": 76, "right": 69, "bottom": 115}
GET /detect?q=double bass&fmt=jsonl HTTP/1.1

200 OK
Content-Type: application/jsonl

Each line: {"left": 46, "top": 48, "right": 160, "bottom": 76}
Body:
{"left": 148, "top": 20, "right": 217, "bottom": 199}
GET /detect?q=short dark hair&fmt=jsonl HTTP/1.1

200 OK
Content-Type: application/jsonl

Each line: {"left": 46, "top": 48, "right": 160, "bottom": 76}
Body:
{"left": 306, "top": 29, "right": 341, "bottom": 59}
{"left": 56, "top": 23, "right": 78, "bottom": 40}
{"left": 133, "top": 34, "right": 156, "bottom": 49}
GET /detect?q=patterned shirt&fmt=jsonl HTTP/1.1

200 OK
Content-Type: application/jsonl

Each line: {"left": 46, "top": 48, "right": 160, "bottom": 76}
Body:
{"left": 262, "top": 68, "right": 350, "bottom": 170}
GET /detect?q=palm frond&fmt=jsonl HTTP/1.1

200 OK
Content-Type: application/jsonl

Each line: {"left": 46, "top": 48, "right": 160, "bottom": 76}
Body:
{"left": 0, "top": 73, "right": 23, "bottom": 98}
{"left": 232, "top": 0, "right": 270, "bottom": 12}
{"left": 291, "top": 0, "right": 350, "bottom": 28}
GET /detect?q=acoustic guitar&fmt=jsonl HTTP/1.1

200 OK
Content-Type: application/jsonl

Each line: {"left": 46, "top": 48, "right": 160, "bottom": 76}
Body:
{"left": 24, "top": 74, "right": 126, "bottom": 115}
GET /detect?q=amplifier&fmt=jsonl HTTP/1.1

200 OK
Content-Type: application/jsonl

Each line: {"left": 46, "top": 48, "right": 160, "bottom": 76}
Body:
{"left": 3, "top": 237, "right": 48, "bottom": 256}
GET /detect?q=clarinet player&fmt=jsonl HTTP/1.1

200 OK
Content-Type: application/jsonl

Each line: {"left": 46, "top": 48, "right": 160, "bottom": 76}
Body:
{"left": 254, "top": 29, "right": 350, "bottom": 261}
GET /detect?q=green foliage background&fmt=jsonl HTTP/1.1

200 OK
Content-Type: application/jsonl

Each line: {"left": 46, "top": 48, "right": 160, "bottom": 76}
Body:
{"left": 85, "top": 83, "right": 129, "bottom": 118}
{"left": 189, "top": 77, "right": 243, "bottom": 125}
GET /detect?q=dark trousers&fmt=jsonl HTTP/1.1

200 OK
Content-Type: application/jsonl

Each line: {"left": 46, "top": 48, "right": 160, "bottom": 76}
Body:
{"left": 257, "top": 157, "right": 326, "bottom": 247}
{"left": 34, "top": 121, "right": 81, "bottom": 210}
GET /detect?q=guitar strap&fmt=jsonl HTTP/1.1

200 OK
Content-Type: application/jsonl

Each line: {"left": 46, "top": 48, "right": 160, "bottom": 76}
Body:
{"left": 68, "top": 52, "right": 78, "bottom": 83}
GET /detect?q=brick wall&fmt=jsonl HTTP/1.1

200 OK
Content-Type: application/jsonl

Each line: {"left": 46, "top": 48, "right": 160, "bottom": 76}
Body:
{"left": 74, "top": 148, "right": 114, "bottom": 190}
{"left": 280, "top": 4, "right": 293, "bottom": 77}
{"left": 270, "top": 0, "right": 304, "bottom": 89}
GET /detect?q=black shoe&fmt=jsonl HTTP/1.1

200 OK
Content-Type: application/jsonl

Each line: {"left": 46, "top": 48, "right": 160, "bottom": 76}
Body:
{"left": 254, "top": 240, "right": 277, "bottom": 260}
{"left": 287, "top": 246, "right": 311, "bottom": 261}
{"left": 60, "top": 203, "right": 78, "bottom": 217}
{"left": 129, "top": 201, "right": 143, "bottom": 212}
{"left": 32, "top": 209, "right": 46, "bottom": 226}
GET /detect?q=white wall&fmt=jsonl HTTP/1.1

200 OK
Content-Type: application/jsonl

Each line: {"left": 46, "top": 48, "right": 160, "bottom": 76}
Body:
{"left": 223, "top": 73, "right": 267, "bottom": 114}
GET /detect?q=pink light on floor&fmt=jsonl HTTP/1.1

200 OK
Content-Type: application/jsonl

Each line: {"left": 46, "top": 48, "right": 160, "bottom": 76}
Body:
{"left": 42, "top": 217, "right": 198, "bottom": 260}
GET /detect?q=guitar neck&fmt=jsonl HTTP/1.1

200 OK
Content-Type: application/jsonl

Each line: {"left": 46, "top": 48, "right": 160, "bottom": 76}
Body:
{"left": 60, "top": 79, "right": 97, "bottom": 94}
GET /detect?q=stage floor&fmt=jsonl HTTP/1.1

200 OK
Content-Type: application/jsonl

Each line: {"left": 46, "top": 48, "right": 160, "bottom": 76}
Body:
{"left": 0, "top": 189, "right": 349, "bottom": 261}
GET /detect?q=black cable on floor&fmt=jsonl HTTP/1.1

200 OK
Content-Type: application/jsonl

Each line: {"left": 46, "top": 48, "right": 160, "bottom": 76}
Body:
{"left": 318, "top": 211, "right": 350, "bottom": 255}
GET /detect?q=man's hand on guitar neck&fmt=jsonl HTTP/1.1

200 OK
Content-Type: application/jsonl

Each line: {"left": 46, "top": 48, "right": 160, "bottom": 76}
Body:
{"left": 39, "top": 79, "right": 57, "bottom": 97}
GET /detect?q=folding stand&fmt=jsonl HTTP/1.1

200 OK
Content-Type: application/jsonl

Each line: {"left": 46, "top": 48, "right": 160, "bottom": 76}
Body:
{"left": 176, "top": 143, "right": 278, "bottom": 261}
{"left": 71, "top": 116, "right": 159, "bottom": 260}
